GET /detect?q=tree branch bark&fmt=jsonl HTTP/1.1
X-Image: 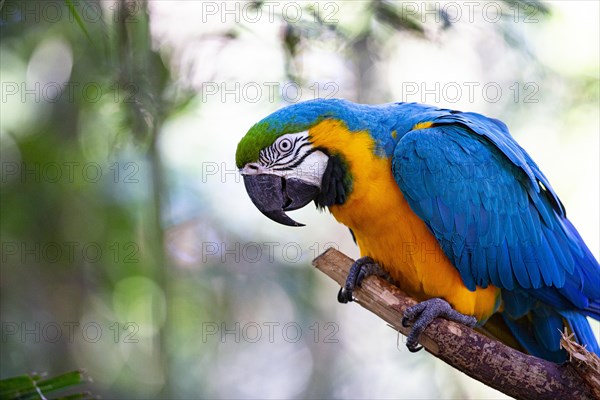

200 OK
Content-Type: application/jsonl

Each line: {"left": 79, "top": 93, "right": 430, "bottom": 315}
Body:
{"left": 313, "top": 248, "right": 600, "bottom": 400}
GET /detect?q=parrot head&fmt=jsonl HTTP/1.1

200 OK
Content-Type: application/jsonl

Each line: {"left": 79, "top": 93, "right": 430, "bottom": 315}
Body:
{"left": 235, "top": 99, "right": 361, "bottom": 226}
{"left": 237, "top": 131, "right": 328, "bottom": 227}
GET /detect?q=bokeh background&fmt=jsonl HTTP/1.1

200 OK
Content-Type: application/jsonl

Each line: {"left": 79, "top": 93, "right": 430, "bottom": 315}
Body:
{"left": 1, "top": 0, "right": 598, "bottom": 398}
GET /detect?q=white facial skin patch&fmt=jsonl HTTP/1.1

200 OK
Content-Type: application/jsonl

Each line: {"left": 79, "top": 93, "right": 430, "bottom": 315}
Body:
{"left": 240, "top": 132, "right": 329, "bottom": 188}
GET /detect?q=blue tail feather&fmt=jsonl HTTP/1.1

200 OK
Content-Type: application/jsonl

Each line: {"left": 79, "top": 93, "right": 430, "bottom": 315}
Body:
{"left": 500, "top": 304, "right": 600, "bottom": 362}
{"left": 532, "top": 308, "right": 563, "bottom": 351}
{"left": 560, "top": 311, "right": 600, "bottom": 356}
{"left": 500, "top": 311, "right": 566, "bottom": 363}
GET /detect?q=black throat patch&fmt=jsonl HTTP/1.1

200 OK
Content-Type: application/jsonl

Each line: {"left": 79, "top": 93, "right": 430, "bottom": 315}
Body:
{"left": 314, "top": 152, "right": 352, "bottom": 209}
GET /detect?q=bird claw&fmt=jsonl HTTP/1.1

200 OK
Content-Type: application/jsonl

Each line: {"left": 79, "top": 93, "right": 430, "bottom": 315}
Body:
{"left": 337, "top": 287, "right": 353, "bottom": 303}
{"left": 401, "top": 298, "right": 477, "bottom": 352}
{"left": 338, "top": 256, "right": 387, "bottom": 304}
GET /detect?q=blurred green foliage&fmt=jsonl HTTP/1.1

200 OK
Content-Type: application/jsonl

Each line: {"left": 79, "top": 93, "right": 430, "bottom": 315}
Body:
{"left": 0, "top": 370, "right": 92, "bottom": 400}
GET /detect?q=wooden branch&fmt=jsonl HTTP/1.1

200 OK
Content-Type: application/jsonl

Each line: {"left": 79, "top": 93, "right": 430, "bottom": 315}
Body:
{"left": 313, "top": 248, "right": 600, "bottom": 400}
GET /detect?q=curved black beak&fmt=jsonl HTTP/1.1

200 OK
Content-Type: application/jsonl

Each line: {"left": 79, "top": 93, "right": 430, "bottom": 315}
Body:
{"left": 243, "top": 174, "right": 319, "bottom": 227}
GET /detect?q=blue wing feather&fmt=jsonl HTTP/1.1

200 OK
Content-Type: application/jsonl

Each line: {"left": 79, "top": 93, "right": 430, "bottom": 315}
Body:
{"left": 391, "top": 119, "right": 600, "bottom": 360}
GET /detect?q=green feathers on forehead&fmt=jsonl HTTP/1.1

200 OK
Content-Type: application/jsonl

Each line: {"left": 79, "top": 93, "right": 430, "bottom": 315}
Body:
{"left": 235, "top": 121, "right": 303, "bottom": 168}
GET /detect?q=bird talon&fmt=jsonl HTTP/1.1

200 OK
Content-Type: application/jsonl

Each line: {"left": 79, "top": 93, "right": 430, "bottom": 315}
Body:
{"left": 408, "top": 344, "right": 423, "bottom": 353}
{"left": 401, "top": 298, "right": 476, "bottom": 353}
{"left": 337, "top": 287, "right": 353, "bottom": 304}
{"left": 338, "top": 256, "right": 388, "bottom": 304}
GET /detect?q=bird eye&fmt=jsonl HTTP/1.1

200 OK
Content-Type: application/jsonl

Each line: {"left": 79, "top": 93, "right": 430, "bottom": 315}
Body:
{"left": 277, "top": 139, "right": 292, "bottom": 152}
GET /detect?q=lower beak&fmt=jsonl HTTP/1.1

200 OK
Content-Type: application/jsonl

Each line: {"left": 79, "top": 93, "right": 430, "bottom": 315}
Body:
{"left": 243, "top": 174, "right": 319, "bottom": 227}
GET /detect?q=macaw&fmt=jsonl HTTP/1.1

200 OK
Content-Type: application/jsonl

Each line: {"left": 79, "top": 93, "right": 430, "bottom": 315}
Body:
{"left": 235, "top": 99, "right": 600, "bottom": 362}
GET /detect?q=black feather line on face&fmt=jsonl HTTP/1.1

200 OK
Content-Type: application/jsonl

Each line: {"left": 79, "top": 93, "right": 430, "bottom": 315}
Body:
{"left": 259, "top": 136, "right": 310, "bottom": 168}
{"left": 270, "top": 142, "right": 311, "bottom": 169}
{"left": 314, "top": 151, "right": 352, "bottom": 208}
{"left": 271, "top": 147, "right": 317, "bottom": 171}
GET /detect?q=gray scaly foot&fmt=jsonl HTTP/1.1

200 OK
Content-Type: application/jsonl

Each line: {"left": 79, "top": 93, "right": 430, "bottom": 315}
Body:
{"left": 401, "top": 298, "right": 477, "bottom": 352}
{"left": 337, "top": 256, "right": 388, "bottom": 303}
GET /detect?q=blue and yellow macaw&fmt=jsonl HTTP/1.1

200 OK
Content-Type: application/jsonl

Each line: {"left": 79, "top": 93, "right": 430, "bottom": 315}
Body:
{"left": 235, "top": 99, "right": 600, "bottom": 362}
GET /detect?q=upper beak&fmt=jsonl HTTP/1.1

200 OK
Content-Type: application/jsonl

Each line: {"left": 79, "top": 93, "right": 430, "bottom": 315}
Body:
{"left": 242, "top": 174, "right": 319, "bottom": 227}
